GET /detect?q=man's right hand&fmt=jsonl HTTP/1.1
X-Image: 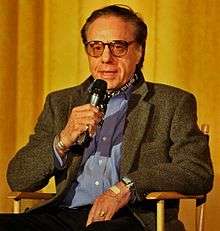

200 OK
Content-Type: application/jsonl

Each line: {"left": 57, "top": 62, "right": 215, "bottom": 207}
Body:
{"left": 59, "top": 104, "right": 104, "bottom": 149}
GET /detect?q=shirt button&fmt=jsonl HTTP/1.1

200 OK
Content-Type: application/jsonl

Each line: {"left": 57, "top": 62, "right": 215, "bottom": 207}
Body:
{"left": 95, "top": 181, "right": 100, "bottom": 186}
{"left": 102, "top": 137, "right": 107, "bottom": 141}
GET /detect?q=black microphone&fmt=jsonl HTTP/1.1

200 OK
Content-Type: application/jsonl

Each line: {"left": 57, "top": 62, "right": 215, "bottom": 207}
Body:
{"left": 76, "top": 79, "right": 108, "bottom": 145}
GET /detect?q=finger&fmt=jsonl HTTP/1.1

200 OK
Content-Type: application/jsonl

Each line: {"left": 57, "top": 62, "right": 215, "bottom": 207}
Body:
{"left": 69, "top": 104, "right": 103, "bottom": 128}
{"left": 86, "top": 209, "right": 105, "bottom": 226}
{"left": 104, "top": 209, "right": 114, "bottom": 221}
{"left": 76, "top": 116, "right": 102, "bottom": 136}
{"left": 68, "top": 117, "right": 94, "bottom": 134}
{"left": 102, "top": 199, "right": 119, "bottom": 221}
{"left": 87, "top": 198, "right": 109, "bottom": 225}
{"left": 72, "top": 104, "right": 100, "bottom": 113}
{"left": 72, "top": 111, "right": 103, "bottom": 128}
{"left": 74, "top": 109, "right": 102, "bottom": 118}
{"left": 86, "top": 212, "right": 93, "bottom": 226}
{"left": 86, "top": 203, "right": 98, "bottom": 227}
{"left": 91, "top": 199, "right": 113, "bottom": 222}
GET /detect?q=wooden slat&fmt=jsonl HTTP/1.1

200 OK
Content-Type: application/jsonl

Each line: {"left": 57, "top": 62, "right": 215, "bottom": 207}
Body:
{"left": 8, "top": 192, "right": 55, "bottom": 201}
{"left": 146, "top": 191, "right": 205, "bottom": 200}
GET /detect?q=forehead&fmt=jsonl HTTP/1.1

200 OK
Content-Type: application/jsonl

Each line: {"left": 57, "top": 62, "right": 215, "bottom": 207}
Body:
{"left": 86, "top": 16, "right": 135, "bottom": 41}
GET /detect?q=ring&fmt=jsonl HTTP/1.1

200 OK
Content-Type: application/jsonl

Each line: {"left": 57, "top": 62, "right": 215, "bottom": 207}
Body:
{"left": 99, "top": 211, "right": 105, "bottom": 217}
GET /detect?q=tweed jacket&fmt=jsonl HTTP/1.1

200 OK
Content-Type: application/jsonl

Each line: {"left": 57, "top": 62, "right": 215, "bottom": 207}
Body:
{"left": 7, "top": 73, "right": 213, "bottom": 230}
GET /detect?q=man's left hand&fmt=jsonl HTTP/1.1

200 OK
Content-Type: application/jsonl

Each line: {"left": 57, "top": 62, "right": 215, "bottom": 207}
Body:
{"left": 86, "top": 181, "right": 132, "bottom": 226}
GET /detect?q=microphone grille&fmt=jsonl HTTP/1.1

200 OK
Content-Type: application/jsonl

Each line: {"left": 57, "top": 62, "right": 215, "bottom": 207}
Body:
{"left": 90, "top": 79, "right": 107, "bottom": 94}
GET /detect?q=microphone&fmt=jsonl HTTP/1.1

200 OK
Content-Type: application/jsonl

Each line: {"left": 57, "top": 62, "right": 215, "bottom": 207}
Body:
{"left": 76, "top": 79, "right": 108, "bottom": 145}
{"left": 89, "top": 79, "right": 108, "bottom": 110}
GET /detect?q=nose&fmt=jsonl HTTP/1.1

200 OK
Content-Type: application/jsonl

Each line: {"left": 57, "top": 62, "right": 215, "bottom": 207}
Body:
{"left": 101, "top": 45, "right": 113, "bottom": 63}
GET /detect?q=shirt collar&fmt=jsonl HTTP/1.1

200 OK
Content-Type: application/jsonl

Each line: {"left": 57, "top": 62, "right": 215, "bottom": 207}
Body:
{"left": 107, "top": 73, "right": 139, "bottom": 100}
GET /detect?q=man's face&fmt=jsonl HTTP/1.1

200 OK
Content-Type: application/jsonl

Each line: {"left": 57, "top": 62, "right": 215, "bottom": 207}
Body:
{"left": 86, "top": 16, "right": 142, "bottom": 91}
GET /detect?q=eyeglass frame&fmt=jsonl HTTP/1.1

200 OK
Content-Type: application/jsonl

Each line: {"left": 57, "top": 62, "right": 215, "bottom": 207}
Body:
{"left": 84, "top": 40, "right": 136, "bottom": 58}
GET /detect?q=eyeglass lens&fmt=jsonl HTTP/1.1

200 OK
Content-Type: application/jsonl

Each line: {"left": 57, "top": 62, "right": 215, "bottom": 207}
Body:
{"left": 86, "top": 40, "right": 132, "bottom": 57}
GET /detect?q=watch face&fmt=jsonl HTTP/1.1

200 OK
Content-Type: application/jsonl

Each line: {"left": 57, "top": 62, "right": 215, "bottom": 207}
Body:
{"left": 122, "top": 177, "right": 134, "bottom": 188}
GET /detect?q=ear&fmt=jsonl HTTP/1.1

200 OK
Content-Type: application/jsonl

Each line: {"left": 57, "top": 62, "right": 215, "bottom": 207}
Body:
{"left": 135, "top": 45, "right": 143, "bottom": 65}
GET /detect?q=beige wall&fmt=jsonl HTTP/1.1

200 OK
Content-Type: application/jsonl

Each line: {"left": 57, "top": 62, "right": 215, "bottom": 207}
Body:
{"left": 0, "top": 0, "right": 219, "bottom": 230}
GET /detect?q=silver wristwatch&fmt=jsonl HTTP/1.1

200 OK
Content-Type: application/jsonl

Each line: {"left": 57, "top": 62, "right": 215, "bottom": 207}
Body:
{"left": 121, "top": 176, "right": 135, "bottom": 190}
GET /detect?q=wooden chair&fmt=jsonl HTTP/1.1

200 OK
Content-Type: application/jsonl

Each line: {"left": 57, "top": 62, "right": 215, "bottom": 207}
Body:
{"left": 8, "top": 124, "right": 210, "bottom": 231}
{"left": 145, "top": 124, "right": 210, "bottom": 231}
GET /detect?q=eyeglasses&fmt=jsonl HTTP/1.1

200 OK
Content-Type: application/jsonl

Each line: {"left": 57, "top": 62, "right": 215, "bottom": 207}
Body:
{"left": 85, "top": 40, "right": 136, "bottom": 58}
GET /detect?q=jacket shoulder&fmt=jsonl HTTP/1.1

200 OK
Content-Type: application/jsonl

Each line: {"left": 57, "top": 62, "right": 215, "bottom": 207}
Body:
{"left": 147, "top": 81, "right": 192, "bottom": 96}
{"left": 146, "top": 81, "right": 195, "bottom": 102}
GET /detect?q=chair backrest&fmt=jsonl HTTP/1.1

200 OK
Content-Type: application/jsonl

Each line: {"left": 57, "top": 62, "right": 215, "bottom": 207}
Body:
{"left": 196, "top": 123, "right": 210, "bottom": 231}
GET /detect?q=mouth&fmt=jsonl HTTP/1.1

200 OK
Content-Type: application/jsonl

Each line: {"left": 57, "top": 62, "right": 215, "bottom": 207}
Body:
{"left": 98, "top": 70, "right": 118, "bottom": 78}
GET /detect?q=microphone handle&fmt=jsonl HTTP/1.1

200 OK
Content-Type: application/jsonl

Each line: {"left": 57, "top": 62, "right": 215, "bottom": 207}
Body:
{"left": 76, "top": 130, "right": 90, "bottom": 145}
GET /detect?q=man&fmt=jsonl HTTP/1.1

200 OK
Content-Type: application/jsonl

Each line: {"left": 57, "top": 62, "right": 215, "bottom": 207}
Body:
{"left": 1, "top": 4, "right": 213, "bottom": 231}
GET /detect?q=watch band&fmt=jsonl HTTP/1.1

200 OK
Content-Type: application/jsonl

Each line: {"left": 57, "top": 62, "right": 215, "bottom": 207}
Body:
{"left": 109, "top": 185, "right": 121, "bottom": 194}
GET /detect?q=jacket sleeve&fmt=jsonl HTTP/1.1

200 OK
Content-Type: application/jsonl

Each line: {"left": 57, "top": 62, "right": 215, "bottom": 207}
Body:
{"left": 7, "top": 94, "right": 57, "bottom": 192}
{"left": 128, "top": 93, "right": 214, "bottom": 199}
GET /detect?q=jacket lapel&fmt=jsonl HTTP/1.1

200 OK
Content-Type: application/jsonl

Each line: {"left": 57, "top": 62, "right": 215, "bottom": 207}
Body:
{"left": 120, "top": 80, "right": 152, "bottom": 176}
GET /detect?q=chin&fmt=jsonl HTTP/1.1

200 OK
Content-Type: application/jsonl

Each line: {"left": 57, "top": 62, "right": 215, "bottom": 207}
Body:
{"left": 107, "top": 83, "right": 122, "bottom": 91}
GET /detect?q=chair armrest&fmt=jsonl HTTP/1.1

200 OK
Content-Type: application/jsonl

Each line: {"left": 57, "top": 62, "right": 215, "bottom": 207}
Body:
{"left": 146, "top": 191, "right": 205, "bottom": 200}
{"left": 145, "top": 192, "right": 206, "bottom": 231}
{"left": 8, "top": 191, "right": 55, "bottom": 201}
